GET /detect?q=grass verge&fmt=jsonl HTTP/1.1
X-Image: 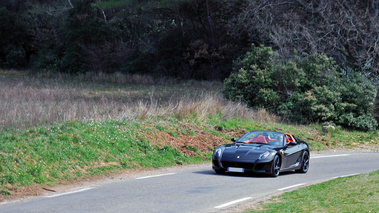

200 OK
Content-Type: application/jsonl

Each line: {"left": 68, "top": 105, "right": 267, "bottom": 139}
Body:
{"left": 245, "top": 170, "right": 379, "bottom": 212}
{"left": 0, "top": 119, "right": 213, "bottom": 195}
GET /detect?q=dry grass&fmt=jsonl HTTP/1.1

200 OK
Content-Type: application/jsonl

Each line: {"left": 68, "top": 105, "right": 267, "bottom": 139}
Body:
{"left": 0, "top": 71, "right": 278, "bottom": 130}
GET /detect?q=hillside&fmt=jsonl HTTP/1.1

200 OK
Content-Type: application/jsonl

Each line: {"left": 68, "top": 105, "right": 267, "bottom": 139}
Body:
{"left": 1, "top": 71, "right": 378, "bottom": 200}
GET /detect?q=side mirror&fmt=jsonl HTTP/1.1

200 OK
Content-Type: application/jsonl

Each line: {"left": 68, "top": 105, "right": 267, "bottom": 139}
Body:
{"left": 231, "top": 138, "right": 237, "bottom": 142}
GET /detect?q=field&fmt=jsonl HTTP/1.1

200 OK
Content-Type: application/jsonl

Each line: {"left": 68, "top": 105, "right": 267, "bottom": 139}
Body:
{"left": 0, "top": 70, "right": 249, "bottom": 130}
{"left": 0, "top": 70, "right": 378, "bottom": 200}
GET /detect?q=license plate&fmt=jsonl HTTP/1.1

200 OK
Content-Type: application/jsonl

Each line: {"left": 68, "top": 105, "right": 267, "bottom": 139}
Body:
{"left": 227, "top": 167, "right": 244, "bottom": 173}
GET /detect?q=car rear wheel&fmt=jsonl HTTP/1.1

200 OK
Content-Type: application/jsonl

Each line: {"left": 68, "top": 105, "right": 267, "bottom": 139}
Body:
{"left": 269, "top": 155, "right": 280, "bottom": 177}
{"left": 296, "top": 151, "right": 309, "bottom": 173}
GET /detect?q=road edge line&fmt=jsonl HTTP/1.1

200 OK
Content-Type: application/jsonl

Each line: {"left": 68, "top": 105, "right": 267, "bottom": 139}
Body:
{"left": 215, "top": 197, "right": 252, "bottom": 209}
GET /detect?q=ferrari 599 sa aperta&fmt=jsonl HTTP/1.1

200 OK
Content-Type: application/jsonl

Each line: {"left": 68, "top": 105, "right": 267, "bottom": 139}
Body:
{"left": 212, "top": 131, "right": 310, "bottom": 177}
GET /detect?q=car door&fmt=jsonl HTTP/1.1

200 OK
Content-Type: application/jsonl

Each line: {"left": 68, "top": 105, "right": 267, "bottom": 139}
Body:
{"left": 282, "top": 137, "right": 302, "bottom": 169}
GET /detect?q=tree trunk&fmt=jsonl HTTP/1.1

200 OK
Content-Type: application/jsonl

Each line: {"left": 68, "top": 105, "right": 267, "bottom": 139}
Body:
{"left": 206, "top": 0, "right": 216, "bottom": 46}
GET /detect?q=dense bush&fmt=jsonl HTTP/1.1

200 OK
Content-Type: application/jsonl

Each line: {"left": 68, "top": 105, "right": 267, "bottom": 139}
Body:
{"left": 223, "top": 45, "right": 277, "bottom": 108}
{"left": 223, "top": 45, "right": 378, "bottom": 131}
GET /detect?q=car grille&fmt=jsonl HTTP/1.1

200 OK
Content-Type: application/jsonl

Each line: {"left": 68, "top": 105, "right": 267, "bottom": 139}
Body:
{"left": 221, "top": 161, "right": 255, "bottom": 169}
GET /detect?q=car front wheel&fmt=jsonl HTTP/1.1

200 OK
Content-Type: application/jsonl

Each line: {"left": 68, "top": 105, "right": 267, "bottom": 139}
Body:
{"left": 269, "top": 155, "right": 281, "bottom": 177}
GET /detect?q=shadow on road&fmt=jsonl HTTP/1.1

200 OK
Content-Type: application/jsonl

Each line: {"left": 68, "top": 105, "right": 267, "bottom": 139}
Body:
{"left": 193, "top": 169, "right": 297, "bottom": 178}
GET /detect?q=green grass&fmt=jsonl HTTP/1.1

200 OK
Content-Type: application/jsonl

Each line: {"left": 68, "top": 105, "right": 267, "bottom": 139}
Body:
{"left": 245, "top": 170, "right": 379, "bottom": 212}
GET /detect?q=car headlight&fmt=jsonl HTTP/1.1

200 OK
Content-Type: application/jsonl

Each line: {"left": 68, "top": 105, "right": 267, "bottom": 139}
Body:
{"left": 259, "top": 151, "right": 270, "bottom": 160}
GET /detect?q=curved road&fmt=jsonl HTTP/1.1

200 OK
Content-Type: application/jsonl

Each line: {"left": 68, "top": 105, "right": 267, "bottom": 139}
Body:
{"left": 1, "top": 150, "right": 378, "bottom": 213}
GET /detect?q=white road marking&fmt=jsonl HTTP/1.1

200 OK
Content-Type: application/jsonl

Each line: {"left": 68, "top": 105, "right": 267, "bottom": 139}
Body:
{"left": 331, "top": 173, "right": 360, "bottom": 179}
{"left": 136, "top": 173, "right": 176, "bottom": 180}
{"left": 46, "top": 187, "right": 93, "bottom": 198}
{"left": 278, "top": 183, "right": 306, "bottom": 191}
{"left": 215, "top": 197, "right": 252, "bottom": 209}
{"left": 311, "top": 154, "right": 350, "bottom": 159}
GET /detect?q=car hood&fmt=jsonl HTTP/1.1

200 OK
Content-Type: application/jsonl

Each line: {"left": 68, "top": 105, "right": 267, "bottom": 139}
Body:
{"left": 221, "top": 144, "right": 276, "bottom": 161}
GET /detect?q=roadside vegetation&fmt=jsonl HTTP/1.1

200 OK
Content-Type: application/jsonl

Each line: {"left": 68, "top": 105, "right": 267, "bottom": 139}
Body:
{"left": 224, "top": 45, "right": 377, "bottom": 131}
{"left": 1, "top": 71, "right": 378, "bottom": 199}
{"left": 244, "top": 170, "right": 379, "bottom": 212}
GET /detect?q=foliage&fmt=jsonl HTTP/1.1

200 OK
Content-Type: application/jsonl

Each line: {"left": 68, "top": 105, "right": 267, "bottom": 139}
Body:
{"left": 0, "top": 0, "right": 249, "bottom": 80}
{"left": 0, "top": 0, "right": 378, "bottom": 84}
{"left": 223, "top": 44, "right": 278, "bottom": 109}
{"left": 60, "top": 0, "right": 121, "bottom": 73}
{"left": 223, "top": 45, "right": 377, "bottom": 131}
{"left": 0, "top": 7, "right": 29, "bottom": 69}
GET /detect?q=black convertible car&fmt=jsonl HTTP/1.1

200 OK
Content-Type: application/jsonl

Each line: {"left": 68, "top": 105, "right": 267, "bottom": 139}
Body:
{"left": 212, "top": 131, "right": 310, "bottom": 177}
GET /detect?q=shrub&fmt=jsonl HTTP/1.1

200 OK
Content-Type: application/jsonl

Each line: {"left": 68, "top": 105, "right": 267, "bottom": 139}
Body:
{"left": 223, "top": 44, "right": 377, "bottom": 131}
{"left": 223, "top": 44, "right": 278, "bottom": 109}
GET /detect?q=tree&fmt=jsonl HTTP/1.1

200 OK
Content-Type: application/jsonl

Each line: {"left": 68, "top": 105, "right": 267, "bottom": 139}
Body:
{"left": 229, "top": 0, "right": 379, "bottom": 79}
{"left": 118, "top": 0, "right": 248, "bottom": 80}
{"left": 61, "top": 0, "right": 121, "bottom": 73}
{"left": 0, "top": 0, "right": 251, "bottom": 79}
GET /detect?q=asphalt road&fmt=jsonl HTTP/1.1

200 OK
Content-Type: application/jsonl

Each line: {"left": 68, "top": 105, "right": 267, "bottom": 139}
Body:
{"left": 1, "top": 150, "right": 378, "bottom": 213}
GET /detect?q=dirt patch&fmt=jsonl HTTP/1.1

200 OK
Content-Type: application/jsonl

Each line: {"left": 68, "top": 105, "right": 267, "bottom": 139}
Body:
{"left": 145, "top": 130, "right": 222, "bottom": 157}
{"left": 140, "top": 122, "right": 239, "bottom": 157}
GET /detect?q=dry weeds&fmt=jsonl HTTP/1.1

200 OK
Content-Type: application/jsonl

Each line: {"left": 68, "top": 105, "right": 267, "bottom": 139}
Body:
{"left": 0, "top": 71, "right": 278, "bottom": 130}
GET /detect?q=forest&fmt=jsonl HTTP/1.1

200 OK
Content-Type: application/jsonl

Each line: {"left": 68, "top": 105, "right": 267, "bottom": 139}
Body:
{"left": 0, "top": 0, "right": 378, "bottom": 130}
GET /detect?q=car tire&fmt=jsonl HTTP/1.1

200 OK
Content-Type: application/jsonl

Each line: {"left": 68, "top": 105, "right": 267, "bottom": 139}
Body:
{"left": 296, "top": 151, "right": 309, "bottom": 173}
{"left": 269, "top": 155, "right": 280, "bottom": 177}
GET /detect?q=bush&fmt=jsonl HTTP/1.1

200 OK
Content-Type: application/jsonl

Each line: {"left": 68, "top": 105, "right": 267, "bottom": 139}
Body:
{"left": 223, "top": 44, "right": 378, "bottom": 131}
{"left": 223, "top": 44, "right": 278, "bottom": 109}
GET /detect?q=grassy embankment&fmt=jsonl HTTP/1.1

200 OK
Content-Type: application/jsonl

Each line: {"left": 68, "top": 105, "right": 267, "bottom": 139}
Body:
{"left": 0, "top": 70, "right": 378, "bottom": 200}
{"left": 244, "top": 170, "right": 379, "bottom": 212}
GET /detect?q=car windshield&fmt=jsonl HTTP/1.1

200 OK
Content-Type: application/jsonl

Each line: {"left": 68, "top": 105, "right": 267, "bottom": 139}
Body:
{"left": 236, "top": 131, "right": 284, "bottom": 146}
